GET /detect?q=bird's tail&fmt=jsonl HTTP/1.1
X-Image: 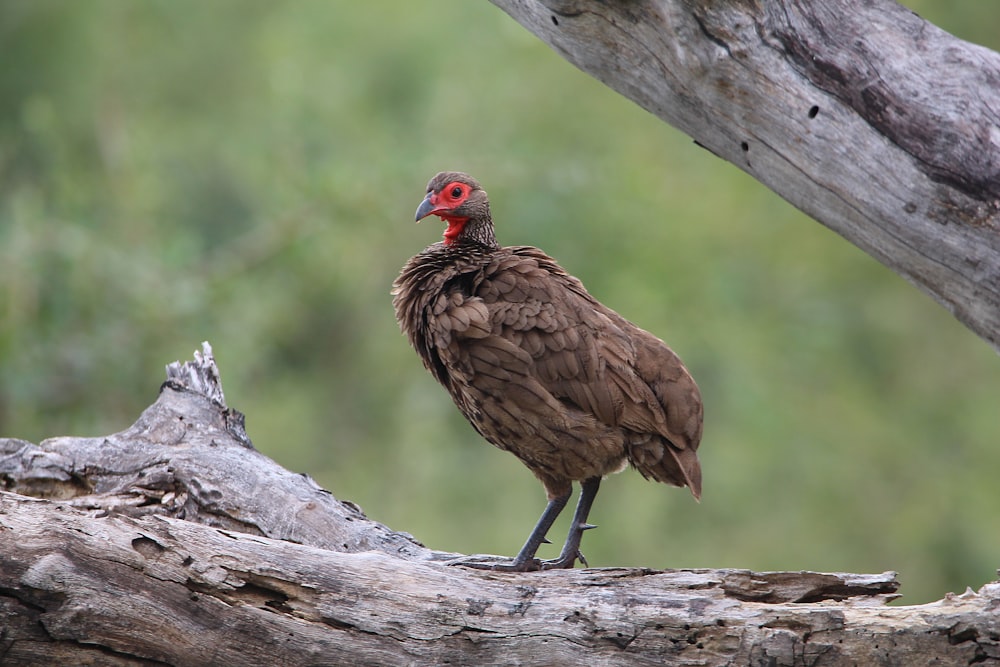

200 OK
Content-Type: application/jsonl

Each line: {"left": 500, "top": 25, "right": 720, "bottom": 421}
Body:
{"left": 628, "top": 436, "right": 702, "bottom": 500}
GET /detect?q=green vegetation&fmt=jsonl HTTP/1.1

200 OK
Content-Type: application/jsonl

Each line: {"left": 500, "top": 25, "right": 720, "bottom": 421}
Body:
{"left": 1, "top": 1, "right": 997, "bottom": 604}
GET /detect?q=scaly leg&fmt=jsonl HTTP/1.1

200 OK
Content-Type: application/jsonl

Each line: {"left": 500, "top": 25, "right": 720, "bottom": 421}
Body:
{"left": 451, "top": 488, "right": 571, "bottom": 572}
{"left": 450, "top": 477, "right": 602, "bottom": 572}
{"left": 540, "top": 476, "right": 600, "bottom": 569}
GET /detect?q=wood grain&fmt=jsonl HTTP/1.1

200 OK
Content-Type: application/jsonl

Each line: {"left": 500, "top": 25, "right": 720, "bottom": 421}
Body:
{"left": 3, "top": 491, "right": 999, "bottom": 665}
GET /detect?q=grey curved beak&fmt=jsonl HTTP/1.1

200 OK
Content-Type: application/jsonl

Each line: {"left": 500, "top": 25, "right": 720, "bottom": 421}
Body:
{"left": 415, "top": 193, "right": 435, "bottom": 222}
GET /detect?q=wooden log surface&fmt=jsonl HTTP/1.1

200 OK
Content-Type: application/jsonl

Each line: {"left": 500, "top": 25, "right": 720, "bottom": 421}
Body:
{"left": 4, "top": 490, "right": 997, "bottom": 667}
{"left": 2, "top": 345, "right": 999, "bottom": 665}
{"left": 487, "top": 0, "right": 1000, "bottom": 352}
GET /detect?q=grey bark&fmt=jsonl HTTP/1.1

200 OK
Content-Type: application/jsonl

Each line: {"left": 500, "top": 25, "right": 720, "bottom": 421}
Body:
{"left": 2, "top": 345, "right": 999, "bottom": 665}
{"left": 488, "top": 0, "right": 1000, "bottom": 352}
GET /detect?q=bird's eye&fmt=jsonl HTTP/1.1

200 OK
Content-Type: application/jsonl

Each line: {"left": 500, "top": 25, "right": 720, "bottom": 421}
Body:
{"left": 450, "top": 186, "right": 463, "bottom": 198}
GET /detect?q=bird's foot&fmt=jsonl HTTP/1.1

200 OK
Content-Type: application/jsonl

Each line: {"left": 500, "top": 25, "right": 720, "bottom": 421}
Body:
{"left": 538, "top": 549, "right": 587, "bottom": 570}
{"left": 445, "top": 555, "right": 544, "bottom": 572}
{"left": 536, "top": 521, "right": 597, "bottom": 569}
{"left": 445, "top": 549, "right": 588, "bottom": 572}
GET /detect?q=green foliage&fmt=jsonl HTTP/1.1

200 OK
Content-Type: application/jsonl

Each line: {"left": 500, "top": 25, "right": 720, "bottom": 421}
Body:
{"left": 1, "top": 1, "right": 997, "bottom": 604}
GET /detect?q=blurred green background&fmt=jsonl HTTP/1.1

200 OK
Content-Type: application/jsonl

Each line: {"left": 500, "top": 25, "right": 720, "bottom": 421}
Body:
{"left": 2, "top": 1, "right": 998, "bottom": 605}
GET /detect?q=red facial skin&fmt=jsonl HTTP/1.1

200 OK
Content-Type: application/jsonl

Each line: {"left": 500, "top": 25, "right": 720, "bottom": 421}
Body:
{"left": 416, "top": 181, "right": 471, "bottom": 245}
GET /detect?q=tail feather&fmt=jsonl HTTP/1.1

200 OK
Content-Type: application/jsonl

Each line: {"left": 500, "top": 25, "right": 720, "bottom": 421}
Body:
{"left": 627, "top": 435, "right": 702, "bottom": 500}
{"left": 671, "top": 445, "right": 702, "bottom": 500}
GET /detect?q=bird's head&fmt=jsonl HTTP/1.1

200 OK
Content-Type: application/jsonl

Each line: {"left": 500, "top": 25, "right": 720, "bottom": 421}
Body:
{"left": 415, "top": 171, "right": 494, "bottom": 247}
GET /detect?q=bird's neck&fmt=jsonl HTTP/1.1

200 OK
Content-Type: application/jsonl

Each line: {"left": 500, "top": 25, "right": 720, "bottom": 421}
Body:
{"left": 448, "top": 214, "right": 500, "bottom": 251}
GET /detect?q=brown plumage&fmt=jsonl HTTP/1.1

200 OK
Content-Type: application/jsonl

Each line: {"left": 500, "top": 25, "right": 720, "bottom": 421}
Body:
{"left": 392, "top": 171, "right": 703, "bottom": 571}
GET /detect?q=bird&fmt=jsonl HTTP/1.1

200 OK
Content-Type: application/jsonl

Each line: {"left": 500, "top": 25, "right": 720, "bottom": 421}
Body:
{"left": 392, "top": 171, "right": 703, "bottom": 571}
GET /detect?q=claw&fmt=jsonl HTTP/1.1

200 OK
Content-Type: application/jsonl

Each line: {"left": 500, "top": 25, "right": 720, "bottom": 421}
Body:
{"left": 461, "top": 478, "right": 603, "bottom": 574}
{"left": 492, "top": 559, "right": 543, "bottom": 572}
{"left": 449, "top": 560, "right": 500, "bottom": 571}
{"left": 446, "top": 556, "right": 541, "bottom": 572}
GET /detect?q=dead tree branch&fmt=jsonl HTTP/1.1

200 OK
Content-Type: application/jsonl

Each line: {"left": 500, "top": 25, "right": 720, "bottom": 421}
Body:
{"left": 488, "top": 0, "right": 1000, "bottom": 352}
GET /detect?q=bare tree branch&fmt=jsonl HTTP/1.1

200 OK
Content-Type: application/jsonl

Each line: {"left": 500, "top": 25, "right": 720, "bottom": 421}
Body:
{"left": 489, "top": 0, "right": 1000, "bottom": 352}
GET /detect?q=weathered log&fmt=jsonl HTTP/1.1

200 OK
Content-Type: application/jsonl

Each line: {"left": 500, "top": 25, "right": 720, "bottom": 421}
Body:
{"left": 487, "top": 0, "right": 1000, "bottom": 352}
{"left": 1, "top": 345, "right": 428, "bottom": 562}
{"left": 4, "top": 491, "right": 996, "bottom": 666}
{"left": 1, "top": 345, "right": 999, "bottom": 665}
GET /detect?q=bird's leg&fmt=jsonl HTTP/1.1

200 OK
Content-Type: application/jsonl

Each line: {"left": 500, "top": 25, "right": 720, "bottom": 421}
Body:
{"left": 449, "top": 489, "right": 570, "bottom": 572}
{"left": 540, "top": 476, "right": 601, "bottom": 570}
{"left": 505, "top": 489, "right": 571, "bottom": 571}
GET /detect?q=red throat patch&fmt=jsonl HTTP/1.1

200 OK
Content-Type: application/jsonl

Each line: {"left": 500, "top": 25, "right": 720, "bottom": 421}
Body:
{"left": 441, "top": 216, "right": 469, "bottom": 245}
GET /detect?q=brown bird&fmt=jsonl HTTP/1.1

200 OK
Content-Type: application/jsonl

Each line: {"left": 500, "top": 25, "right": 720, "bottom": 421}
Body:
{"left": 392, "top": 171, "right": 703, "bottom": 571}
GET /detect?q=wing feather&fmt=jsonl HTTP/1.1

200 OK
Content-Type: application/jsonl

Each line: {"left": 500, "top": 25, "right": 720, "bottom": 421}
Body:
{"left": 396, "top": 244, "right": 702, "bottom": 496}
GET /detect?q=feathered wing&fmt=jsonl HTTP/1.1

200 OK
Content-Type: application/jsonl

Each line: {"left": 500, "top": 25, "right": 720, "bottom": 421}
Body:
{"left": 421, "top": 246, "right": 702, "bottom": 498}
{"left": 619, "top": 324, "right": 703, "bottom": 498}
